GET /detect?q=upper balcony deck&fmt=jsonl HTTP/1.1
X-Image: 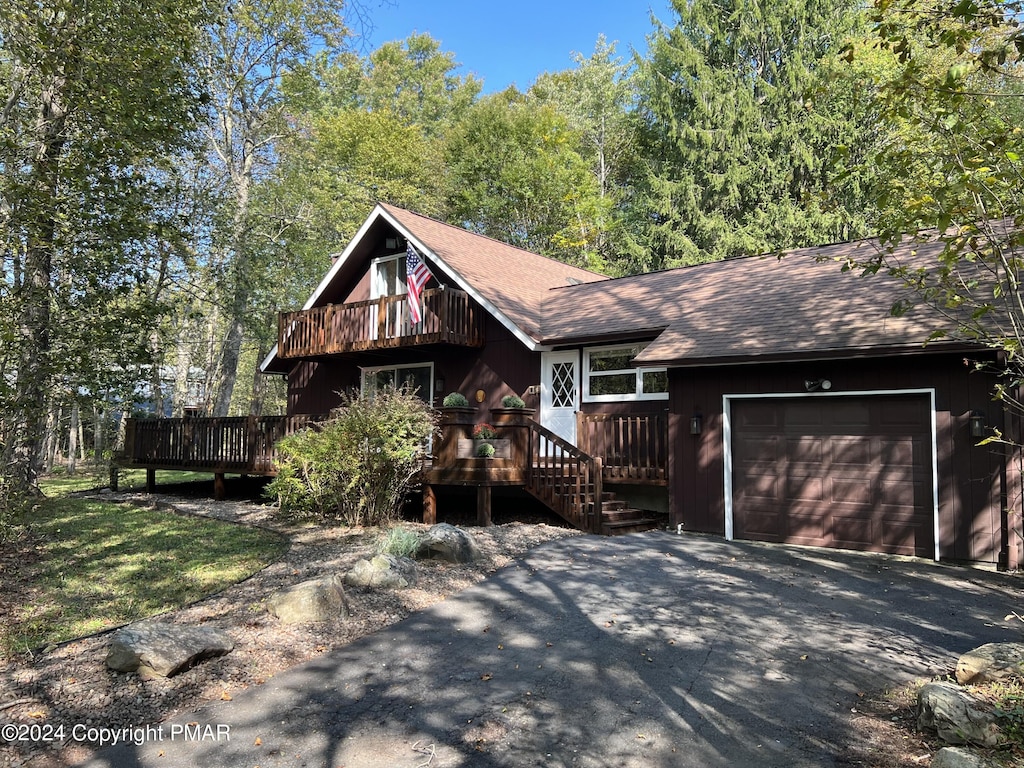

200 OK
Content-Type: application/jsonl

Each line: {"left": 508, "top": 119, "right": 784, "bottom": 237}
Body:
{"left": 278, "top": 287, "right": 484, "bottom": 359}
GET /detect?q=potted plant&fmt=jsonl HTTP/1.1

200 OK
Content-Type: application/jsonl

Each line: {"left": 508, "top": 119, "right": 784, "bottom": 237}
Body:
{"left": 490, "top": 393, "right": 536, "bottom": 427}
{"left": 472, "top": 422, "right": 497, "bottom": 440}
{"left": 457, "top": 421, "right": 511, "bottom": 459}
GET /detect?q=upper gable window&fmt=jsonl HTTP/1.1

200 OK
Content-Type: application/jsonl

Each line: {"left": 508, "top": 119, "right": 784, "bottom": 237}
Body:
{"left": 583, "top": 344, "right": 668, "bottom": 402}
{"left": 371, "top": 253, "right": 407, "bottom": 299}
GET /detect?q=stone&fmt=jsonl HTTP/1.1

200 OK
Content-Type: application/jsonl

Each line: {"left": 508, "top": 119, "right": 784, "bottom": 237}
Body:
{"left": 106, "top": 622, "right": 234, "bottom": 679}
{"left": 917, "top": 681, "right": 1003, "bottom": 747}
{"left": 931, "top": 746, "right": 992, "bottom": 768}
{"left": 956, "top": 642, "right": 1024, "bottom": 685}
{"left": 267, "top": 574, "right": 348, "bottom": 623}
{"left": 415, "top": 523, "right": 482, "bottom": 564}
{"left": 345, "top": 554, "right": 418, "bottom": 589}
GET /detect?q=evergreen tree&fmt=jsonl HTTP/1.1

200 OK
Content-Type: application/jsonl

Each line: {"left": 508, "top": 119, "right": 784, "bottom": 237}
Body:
{"left": 637, "top": 0, "right": 878, "bottom": 266}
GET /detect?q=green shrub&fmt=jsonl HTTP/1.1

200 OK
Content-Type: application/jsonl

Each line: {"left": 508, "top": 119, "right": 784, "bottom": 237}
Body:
{"left": 442, "top": 392, "right": 469, "bottom": 407}
{"left": 476, "top": 441, "right": 496, "bottom": 458}
{"left": 375, "top": 526, "right": 422, "bottom": 558}
{"left": 501, "top": 395, "right": 526, "bottom": 408}
{"left": 266, "top": 388, "right": 438, "bottom": 526}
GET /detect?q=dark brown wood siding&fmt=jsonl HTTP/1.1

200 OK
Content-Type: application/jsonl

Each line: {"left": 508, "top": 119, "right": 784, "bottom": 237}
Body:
{"left": 285, "top": 314, "right": 541, "bottom": 416}
{"left": 669, "top": 353, "right": 1007, "bottom": 565}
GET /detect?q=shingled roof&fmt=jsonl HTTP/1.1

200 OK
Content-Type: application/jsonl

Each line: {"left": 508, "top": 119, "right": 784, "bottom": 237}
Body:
{"left": 378, "top": 204, "right": 605, "bottom": 345}
{"left": 264, "top": 203, "right": 974, "bottom": 374}
{"left": 538, "top": 237, "right": 962, "bottom": 366}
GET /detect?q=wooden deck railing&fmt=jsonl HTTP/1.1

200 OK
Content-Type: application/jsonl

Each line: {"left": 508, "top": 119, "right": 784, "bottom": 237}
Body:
{"left": 524, "top": 420, "right": 603, "bottom": 534}
{"left": 577, "top": 413, "right": 667, "bottom": 484}
{"left": 278, "top": 287, "right": 484, "bottom": 358}
{"left": 119, "top": 415, "right": 325, "bottom": 474}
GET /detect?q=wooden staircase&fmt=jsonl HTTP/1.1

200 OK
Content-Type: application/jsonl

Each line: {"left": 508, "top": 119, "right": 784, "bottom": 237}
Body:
{"left": 523, "top": 420, "right": 665, "bottom": 536}
{"left": 599, "top": 493, "right": 665, "bottom": 536}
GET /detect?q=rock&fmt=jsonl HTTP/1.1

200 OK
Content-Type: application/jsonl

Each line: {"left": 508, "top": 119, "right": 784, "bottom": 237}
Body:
{"left": 345, "top": 554, "right": 418, "bottom": 589}
{"left": 267, "top": 574, "right": 348, "bottom": 623}
{"left": 931, "top": 746, "right": 992, "bottom": 768}
{"left": 956, "top": 642, "right": 1024, "bottom": 685}
{"left": 917, "top": 681, "right": 1003, "bottom": 747}
{"left": 416, "top": 523, "right": 481, "bottom": 564}
{"left": 106, "top": 622, "right": 234, "bottom": 679}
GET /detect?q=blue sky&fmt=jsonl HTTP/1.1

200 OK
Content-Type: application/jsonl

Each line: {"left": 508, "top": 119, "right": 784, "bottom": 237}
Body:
{"left": 361, "top": 0, "right": 677, "bottom": 93}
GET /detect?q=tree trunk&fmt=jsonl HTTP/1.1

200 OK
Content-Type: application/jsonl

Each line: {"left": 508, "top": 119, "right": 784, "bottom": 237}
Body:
{"left": 67, "top": 403, "right": 79, "bottom": 475}
{"left": 93, "top": 405, "right": 104, "bottom": 464}
{"left": 4, "top": 76, "right": 66, "bottom": 496}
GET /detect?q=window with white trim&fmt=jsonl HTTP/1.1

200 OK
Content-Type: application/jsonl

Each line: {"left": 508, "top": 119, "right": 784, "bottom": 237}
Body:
{"left": 583, "top": 344, "right": 668, "bottom": 402}
{"left": 361, "top": 363, "right": 433, "bottom": 400}
{"left": 371, "top": 253, "right": 408, "bottom": 298}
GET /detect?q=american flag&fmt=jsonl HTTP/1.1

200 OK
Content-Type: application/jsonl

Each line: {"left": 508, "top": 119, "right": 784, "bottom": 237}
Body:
{"left": 406, "top": 243, "right": 432, "bottom": 324}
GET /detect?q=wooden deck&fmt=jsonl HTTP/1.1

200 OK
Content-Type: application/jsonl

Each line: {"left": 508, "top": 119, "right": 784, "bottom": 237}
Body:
{"left": 278, "top": 287, "right": 484, "bottom": 358}
{"left": 117, "top": 412, "right": 668, "bottom": 531}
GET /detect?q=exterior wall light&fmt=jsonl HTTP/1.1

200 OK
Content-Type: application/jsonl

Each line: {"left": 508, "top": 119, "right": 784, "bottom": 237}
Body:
{"left": 804, "top": 378, "right": 832, "bottom": 392}
{"left": 690, "top": 413, "right": 703, "bottom": 435}
{"left": 970, "top": 411, "right": 987, "bottom": 439}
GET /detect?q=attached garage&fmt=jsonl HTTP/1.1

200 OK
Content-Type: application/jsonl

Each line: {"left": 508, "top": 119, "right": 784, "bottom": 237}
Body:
{"left": 726, "top": 392, "right": 937, "bottom": 559}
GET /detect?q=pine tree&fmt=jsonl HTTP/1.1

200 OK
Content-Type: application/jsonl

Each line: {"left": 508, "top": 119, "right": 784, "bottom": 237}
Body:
{"left": 637, "top": 0, "right": 878, "bottom": 266}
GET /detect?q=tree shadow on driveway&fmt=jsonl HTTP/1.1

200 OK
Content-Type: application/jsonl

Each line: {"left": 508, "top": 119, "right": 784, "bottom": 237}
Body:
{"left": 82, "top": 533, "right": 1022, "bottom": 768}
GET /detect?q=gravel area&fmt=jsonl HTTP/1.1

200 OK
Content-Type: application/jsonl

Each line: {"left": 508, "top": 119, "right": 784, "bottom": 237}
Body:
{"left": 0, "top": 493, "right": 582, "bottom": 768}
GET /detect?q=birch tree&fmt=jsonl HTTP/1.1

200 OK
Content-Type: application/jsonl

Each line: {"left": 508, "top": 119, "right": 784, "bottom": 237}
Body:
{"left": 0, "top": 0, "right": 205, "bottom": 510}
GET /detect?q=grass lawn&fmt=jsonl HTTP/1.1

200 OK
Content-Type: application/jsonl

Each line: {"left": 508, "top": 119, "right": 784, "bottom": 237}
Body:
{"left": 1, "top": 494, "right": 286, "bottom": 657}
{"left": 39, "top": 468, "right": 213, "bottom": 496}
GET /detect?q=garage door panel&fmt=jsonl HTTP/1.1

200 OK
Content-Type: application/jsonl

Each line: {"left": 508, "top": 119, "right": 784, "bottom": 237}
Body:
{"left": 731, "top": 395, "right": 934, "bottom": 557}
{"left": 785, "top": 475, "right": 825, "bottom": 501}
{"left": 831, "top": 516, "right": 877, "bottom": 549}
{"left": 740, "top": 474, "right": 779, "bottom": 500}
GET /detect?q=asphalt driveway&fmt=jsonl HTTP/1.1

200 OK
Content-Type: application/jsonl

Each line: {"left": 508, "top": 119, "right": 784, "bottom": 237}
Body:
{"left": 83, "top": 532, "right": 1023, "bottom": 768}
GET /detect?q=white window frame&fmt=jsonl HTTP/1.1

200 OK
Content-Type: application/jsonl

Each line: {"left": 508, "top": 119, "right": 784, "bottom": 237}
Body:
{"left": 360, "top": 362, "right": 434, "bottom": 399}
{"left": 370, "top": 252, "right": 408, "bottom": 299}
{"left": 582, "top": 343, "right": 669, "bottom": 403}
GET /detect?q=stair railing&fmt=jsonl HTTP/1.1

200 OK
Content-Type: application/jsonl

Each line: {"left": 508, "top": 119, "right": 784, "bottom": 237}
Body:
{"left": 524, "top": 420, "right": 603, "bottom": 534}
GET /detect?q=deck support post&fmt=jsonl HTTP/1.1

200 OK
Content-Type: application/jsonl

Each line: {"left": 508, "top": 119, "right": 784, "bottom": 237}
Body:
{"left": 146, "top": 468, "right": 156, "bottom": 494}
{"left": 213, "top": 473, "right": 226, "bottom": 501}
{"left": 423, "top": 484, "right": 437, "bottom": 525}
{"left": 477, "top": 485, "right": 492, "bottom": 527}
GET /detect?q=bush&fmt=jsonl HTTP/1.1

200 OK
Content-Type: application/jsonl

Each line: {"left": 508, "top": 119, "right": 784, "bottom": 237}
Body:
{"left": 442, "top": 392, "right": 469, "bottom": 407}
{"left": 375, "top": 526, "right": 422, "bottom": 558}
{"left": 266, "top": 389, "right": 438, "bottom": 526}
{"left": 501, "top": 395, "right": 526, "bottom": 408}
{"left": 476, "top": 442, "right": 496, "bottom": 458}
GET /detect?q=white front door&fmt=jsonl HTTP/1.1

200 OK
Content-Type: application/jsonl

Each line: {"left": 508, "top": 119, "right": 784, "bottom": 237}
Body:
{"left": 541, "top": 350, "right": 579, "bottom": 445}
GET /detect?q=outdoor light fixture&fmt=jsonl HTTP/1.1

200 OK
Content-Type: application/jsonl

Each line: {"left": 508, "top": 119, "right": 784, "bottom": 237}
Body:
{"left": 804, "top": 378, "right": 833, "bottom": 392}
{"left": 970, "top": 411, "right": 987, "bottom": 439}
{"left": 435, "top": 377, "right": 445, "bottom": 393}
{"left": 690, "top": 413, "right": 703, "bottom": 435}
{"left": 385, "top": 237, "right": 399, "bottom": 249}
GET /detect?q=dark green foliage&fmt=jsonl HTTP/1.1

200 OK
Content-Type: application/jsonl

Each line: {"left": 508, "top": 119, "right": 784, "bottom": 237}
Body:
{"left": 442, "top": 392, "right": 470, "bottom": 407}
{"left": 266, "top": 389, "right": 438, "bottom": 526}
{"left": 636, "top": 0, "right": 878, "bottom": 266}
{"left": 501, "top": 395, "right": 526, "bottom": 409}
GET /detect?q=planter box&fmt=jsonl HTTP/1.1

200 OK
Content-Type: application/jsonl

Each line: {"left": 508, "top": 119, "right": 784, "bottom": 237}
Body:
{"left": 457, "top": 438, "right": 512, "bottom": 459}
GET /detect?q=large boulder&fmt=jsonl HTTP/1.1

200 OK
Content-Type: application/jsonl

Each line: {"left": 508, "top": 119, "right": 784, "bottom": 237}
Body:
{"left": 267, "top": 574, "right": 348, "bottom": 624}
{"left": 345, "top": 554, "right": 418, "bottom": 589}
{"left": 917, "top": 681, "right": 1003, "bottom": 747}
{"left": 106, "top": 622, "right": 234, "bottom": 679}
{"left": 931, "top": 746, "right": 993, "bottom": 768}
{"left": 415, "top": 523, "right": 481, "bottom": 564}
{"left": 956, "top": 642, "right": 1024, "bottom": 685}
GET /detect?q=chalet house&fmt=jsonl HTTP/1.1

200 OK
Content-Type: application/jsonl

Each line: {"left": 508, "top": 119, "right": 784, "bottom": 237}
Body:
{"left": 121, "top": 203, "right": 1024, "bottom": 569}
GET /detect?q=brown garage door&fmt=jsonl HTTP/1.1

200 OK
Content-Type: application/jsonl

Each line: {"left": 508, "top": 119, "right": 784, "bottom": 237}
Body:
{"left": 730, "top": 395, "right": 934, "bottom": 557}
